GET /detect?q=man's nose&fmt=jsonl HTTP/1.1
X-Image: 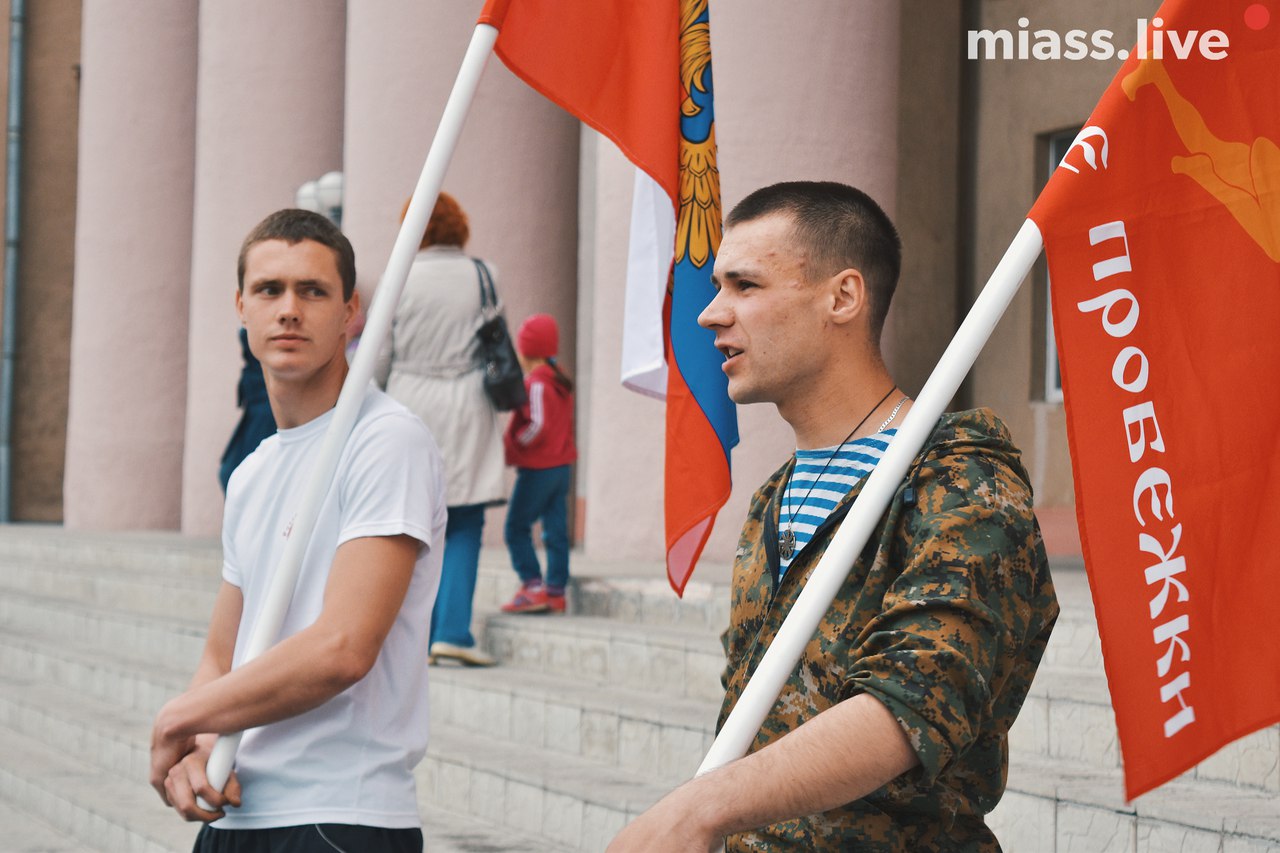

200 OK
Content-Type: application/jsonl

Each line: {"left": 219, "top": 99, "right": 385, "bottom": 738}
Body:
{"left": 698, "top": 288, "right": 728, "bottom": 329}
{"left": 277, "top": 290, "right": 301, "bottom": 322}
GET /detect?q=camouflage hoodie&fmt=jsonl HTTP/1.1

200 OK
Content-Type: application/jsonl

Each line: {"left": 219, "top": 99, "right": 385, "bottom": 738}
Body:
{"left": 719, "top": 409, "right": 1058, "bottom": 852}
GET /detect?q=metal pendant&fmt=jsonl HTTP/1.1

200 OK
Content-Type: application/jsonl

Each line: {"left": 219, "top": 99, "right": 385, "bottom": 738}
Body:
{"left": 779, "top": 526, "right": 796, "bottom": 562}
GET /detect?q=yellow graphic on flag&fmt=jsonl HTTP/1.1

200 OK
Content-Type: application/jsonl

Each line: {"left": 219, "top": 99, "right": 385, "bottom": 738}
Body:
{"left": 675, "top": 0, "right": 721, "bottom": 271}
{"left": 1123, "top": 57, "right": 1280, "bottom": 262}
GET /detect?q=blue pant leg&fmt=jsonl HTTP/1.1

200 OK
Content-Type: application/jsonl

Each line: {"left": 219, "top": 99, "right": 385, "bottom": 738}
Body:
{"left": 504, "top": 468, "right": 549, "bottom": 584}
{"left": 430, "top": 503, "right": 486, "bottom": 647}
{"left": 540, "top": 465, "right": 572, "bottom": 590}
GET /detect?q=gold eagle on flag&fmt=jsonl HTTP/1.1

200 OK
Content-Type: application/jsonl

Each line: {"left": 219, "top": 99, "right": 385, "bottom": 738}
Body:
{"left": 675, "top": 0, "right": 721, "bottom": 272}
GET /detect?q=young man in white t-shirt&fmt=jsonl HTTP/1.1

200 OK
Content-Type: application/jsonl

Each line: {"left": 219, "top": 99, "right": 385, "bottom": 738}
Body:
{"left": 149, "top": 209, "right": 446, "bottom": 853}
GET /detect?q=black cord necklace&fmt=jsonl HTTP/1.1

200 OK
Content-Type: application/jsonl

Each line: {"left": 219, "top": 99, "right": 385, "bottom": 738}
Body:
{"left": 778, "top": 385, "right": 898, "bottom": 563}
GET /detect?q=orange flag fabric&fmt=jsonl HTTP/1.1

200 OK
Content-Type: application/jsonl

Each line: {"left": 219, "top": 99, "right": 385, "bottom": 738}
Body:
{"left": 479, "top": 0, "right": 737, "bottom": 595}
{"left": 478, "top": 0, "right": 679, "bottom": 194}
{"left": 1028, "top": 0, "right": 1280, "bottom": 798}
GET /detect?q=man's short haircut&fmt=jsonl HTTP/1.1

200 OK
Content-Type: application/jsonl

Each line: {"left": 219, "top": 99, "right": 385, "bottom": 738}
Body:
{"left": 726, "top": 181, "right": 902, "bottom": 341}
{"left": 238, "top": 209, "right": 357, "bottom": 301}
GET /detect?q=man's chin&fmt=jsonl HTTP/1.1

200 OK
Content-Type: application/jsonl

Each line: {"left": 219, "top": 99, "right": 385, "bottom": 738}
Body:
{"left": 261, "top": 359, "right": 317, "bottom": 383}
{"left": 726, "top": 382, "right": 765, "bottom": 406}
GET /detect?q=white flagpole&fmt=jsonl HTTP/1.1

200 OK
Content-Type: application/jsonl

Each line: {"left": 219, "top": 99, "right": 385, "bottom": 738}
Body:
{"left": 197, "top": 22, "right": 501, "bottom": 809}
{"left": 698, "top": 219, "right": 1045, "bottom": 777}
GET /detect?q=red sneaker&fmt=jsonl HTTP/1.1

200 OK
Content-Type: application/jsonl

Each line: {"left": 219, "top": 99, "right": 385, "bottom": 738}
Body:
{"left": 501, "top": 582, "right": 549, "bottom": 613}
{"left": 545, "top": 590, "right": 567, "bottom": 613}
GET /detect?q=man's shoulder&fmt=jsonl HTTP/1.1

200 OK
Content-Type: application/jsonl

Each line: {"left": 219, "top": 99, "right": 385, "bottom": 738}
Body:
{"left": 930, "top": 407, "right": 1014, "bottom": 448}
{"left": 919, "top": 408, "right": 1029, "bottom": 483}
{"left": 354, "top": 386, "right": 436, "bottom": 444}
{"left": 907, "top": 409, "right": 1043, "bottom": 550}
{"left": 224, "top": 432, "right": 280, "bottom": 498}
{"left": 358, "top": 385, "right": 413, "bottom": 419}
{"left": 343, "top": 387, "right": 444, "bottom": 486}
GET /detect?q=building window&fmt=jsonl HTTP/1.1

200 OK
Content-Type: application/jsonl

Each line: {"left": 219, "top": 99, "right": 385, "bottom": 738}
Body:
{"left": 1034, "top": 126, "right": 1082, "bottom": 404}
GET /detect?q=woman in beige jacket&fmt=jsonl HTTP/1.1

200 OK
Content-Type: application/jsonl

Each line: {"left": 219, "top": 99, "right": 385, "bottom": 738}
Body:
{"left": 375, "top": 192, "right": 505, "bottom": 666}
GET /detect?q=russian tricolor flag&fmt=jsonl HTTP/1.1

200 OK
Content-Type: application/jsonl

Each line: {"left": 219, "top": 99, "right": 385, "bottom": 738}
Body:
{"left": 480, "top": 0, "right": 738, "bottom": 594}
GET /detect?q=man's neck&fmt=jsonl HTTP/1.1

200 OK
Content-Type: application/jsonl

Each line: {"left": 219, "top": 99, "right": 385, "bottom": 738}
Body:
{"left": 265, "top": 358, "right": 350, "bottom": 429}
{"left": 782, "top": 367, "right": 898, "bottom": 450}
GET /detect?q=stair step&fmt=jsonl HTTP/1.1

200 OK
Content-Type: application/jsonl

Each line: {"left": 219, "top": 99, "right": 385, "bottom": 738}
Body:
{"left": 563, "top": 575, "right": 730, "bottom": 632}
{"left": 0, "top": 722, "right": 199, "bottom": 853}
{"left": 0, "top": 587, "right": 206, "bottom": 674}
{"left": 419, "top": 802, "right": 565, "bottom": 852}
{"left": 1042, "top": 607, "right": 1103, "bottom": 671}
{"left": 0, "top": 524, "right": 734, "bottom": 633}
{"left": 1013, "top": 667, "right": 1280, "bottom": 792}
{"left": 0, "top": 555, "right": 220, "bottom": 623}
{"left": 0, "top": 624, "right": 187, "bottom": 716}
{"left": 429, "top": 664, "right": 716, "bottom": 786}
{"left": 419, "top": 723, "right": 667, "bottom": 851}
{"left": 1, "top": 656, "right": 721, "bottom": 797}
{"left": 993, "top": 752, "right": 1280, "bottom": 851}
{"left": 0, "top": 799, "right": 94, "bottom": 853}
{"left": 0, "top": 537, "right": 735, "bottom": 635}
{"left": 0, "top": 526, "right": 222, "bottom": 576}
{"left": 0, "top": 522, "right": 1101, "bottom": 653}
{"left": 482, "top": 612, "right": 724, "bottom": 703}
{"left": 0, "top": 672, "right": 157, "bottom": 784}
{"left": 0, "top": 713, "right": 557, "bottom": 853}
{"left": 0, "top": 672, "right": 583, "bottom": 852}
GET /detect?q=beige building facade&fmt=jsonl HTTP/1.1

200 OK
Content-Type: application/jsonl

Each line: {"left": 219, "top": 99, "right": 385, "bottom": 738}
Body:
{"left": 0, "top": 0, "right": 1165, "bottom": 561}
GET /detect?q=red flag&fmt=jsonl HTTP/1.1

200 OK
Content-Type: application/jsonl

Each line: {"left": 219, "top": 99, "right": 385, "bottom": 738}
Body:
{"left": 1028, "top": 0, "right": 1280, "bottom": 798}
{"left": 480, "top": 0, "right": 738, "bottom": 594}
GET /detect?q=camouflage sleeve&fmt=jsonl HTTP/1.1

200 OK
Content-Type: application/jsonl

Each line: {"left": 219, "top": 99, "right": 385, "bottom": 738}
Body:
{"left": 839, "top": 447, "right": 1044, "bottom": 786}
{"left": 721, "top": 627, "right": 734, "bottom": 691}
{"left": 720, "top": 476, "right": 780, "bottom": 692}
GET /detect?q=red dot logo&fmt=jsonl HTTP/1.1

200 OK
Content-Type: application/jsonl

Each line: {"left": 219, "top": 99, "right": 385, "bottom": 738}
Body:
{"left": 1245, "top": 3, "right": 1270, "bottom": 30}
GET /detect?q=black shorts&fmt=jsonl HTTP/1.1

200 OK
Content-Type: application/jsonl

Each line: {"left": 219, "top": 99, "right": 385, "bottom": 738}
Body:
{"left": 193, "top": 823, "right": 423, "bottom": 853}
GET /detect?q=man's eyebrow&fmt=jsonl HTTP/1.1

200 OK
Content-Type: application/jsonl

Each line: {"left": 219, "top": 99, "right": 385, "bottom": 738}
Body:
{"left": 248, "top": 277, "right": 330, "bottom": 289}
{"left": 714, "top": 268, "right": 757, "bottom": 284}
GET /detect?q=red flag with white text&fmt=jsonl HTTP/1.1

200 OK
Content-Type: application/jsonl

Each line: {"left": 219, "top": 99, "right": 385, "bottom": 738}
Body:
{"left": 1028, "top": 0, "right": 1280, "bottom": 798}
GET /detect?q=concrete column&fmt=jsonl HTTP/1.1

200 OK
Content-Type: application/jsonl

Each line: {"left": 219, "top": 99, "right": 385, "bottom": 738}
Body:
{"left": 5, "top": 0, "right": 81, "bottom": 521}
{"left": 578, "top": 132, "right": 668, "bottom": 563}
{"left": 180, "top": 0, "right": 346, "bottom": 534}
{"left": 893, "top": 0, "right": 963, "bottom": 398}
{"left": 343, "top": 0, "right": 579, "bottom": 544}
{"left": 579, "top": 0, "right": 903, "bottom": 565}
{"left": 344, "top": 1, "right": 578, "bottom": 348}
{"left": 63, "top": 1, "right": 194, "bottom": 529}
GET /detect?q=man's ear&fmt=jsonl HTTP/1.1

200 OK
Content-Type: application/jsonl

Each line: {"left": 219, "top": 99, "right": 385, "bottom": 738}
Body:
{"left": 235, "top": 288, "right": 245, "bottom": 325}
{"left": 829, "top": 268, "right": 869, "bottom": 327}
{"left": 345, "top": 288, "right": 360, "bottom": 328}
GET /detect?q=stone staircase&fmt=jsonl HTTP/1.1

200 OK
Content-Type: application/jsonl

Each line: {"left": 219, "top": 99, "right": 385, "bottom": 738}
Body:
{"left": 0, "top": 524, "right": 1276, "bottom": 852}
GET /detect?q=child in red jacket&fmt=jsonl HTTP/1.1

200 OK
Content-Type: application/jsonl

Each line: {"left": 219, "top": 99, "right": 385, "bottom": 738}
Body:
{"left": 501, "top": 314, "right": 577, "bottom": 613}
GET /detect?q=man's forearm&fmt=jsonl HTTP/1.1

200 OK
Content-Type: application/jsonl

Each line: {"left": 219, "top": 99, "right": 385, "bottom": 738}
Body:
{"left": 702, "top": 693, "right": 917, "bottom": 835}
{"left": 629, "top": 693, "right": 920, "bottom": 848}
{"left": 154, "top": 620, "right": 369, "bottom": 743}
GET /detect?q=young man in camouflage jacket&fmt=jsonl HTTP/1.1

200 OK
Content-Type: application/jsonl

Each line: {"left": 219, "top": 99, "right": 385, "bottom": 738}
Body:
{"left": 609, "top": 181, "right": 1058, "bottom": 852}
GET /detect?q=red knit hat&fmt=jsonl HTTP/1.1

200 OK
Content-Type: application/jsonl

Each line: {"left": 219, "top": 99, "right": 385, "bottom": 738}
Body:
{"left": 516, "top": 314, "right": 559, "bottom": 359}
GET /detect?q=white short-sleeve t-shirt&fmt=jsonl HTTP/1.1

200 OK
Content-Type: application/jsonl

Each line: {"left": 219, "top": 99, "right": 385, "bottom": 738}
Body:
{"left": 214, "top": 385, "right": 446, "bottom": 830}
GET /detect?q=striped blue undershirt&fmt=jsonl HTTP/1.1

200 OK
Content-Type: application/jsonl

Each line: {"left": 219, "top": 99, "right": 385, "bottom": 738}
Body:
{"left": 778, "top": 429, "right": 898, "bottom": 578}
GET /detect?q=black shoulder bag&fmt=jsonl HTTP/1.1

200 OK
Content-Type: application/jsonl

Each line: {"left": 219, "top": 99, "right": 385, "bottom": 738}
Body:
{"left": 472, "top": 259, "right": 527, "bottom": 411}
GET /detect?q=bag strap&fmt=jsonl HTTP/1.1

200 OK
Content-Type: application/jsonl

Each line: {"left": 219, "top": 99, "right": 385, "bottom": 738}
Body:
{"left": 473, "top": 258, "right": 498, "bottom": 312}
